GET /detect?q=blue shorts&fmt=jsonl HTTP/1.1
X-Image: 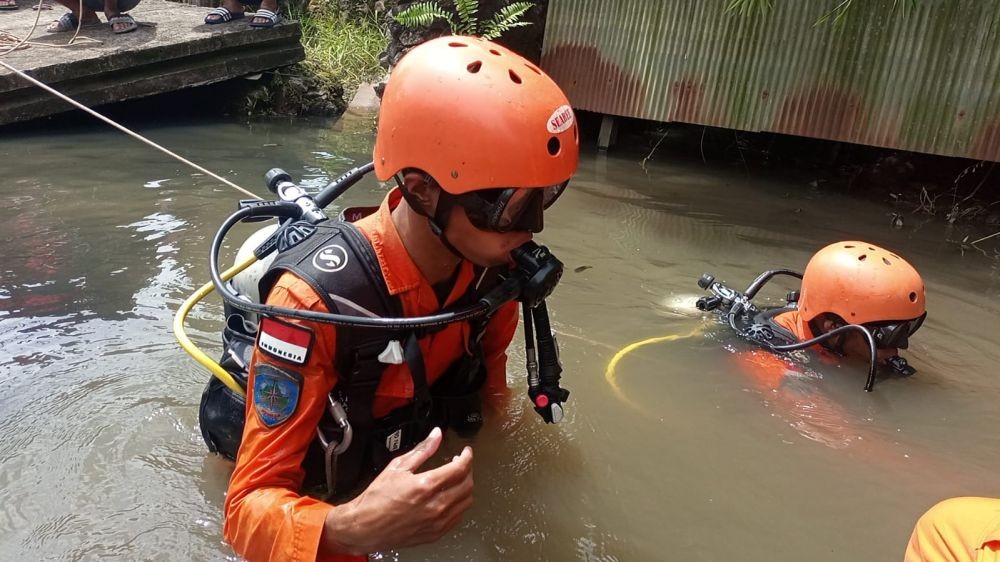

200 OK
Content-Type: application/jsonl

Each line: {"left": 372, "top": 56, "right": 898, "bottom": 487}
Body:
{"left": 83, "top": 0, "right": 140, "bottom": 12}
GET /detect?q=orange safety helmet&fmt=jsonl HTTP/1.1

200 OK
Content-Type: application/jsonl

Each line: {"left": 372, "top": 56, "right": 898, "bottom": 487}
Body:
{"left": 798, "top": 241, "right": 926, "bottom": 325}
{"left": 373, "top": 36, "right": 579, "bottom": 193}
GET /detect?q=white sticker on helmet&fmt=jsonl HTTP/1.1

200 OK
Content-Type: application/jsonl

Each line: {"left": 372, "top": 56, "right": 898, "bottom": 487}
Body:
{"left": 547, "top": 105, "right": 574, "bottom": 134}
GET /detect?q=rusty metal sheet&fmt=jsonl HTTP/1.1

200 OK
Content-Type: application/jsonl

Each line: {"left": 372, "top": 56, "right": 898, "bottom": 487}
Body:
{"left": 541, "top": 0, "right": 1000, "bottom": 162}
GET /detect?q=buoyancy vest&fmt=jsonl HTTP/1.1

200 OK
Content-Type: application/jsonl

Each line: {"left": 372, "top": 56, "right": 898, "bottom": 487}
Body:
{"left": 199, "top": 220, "right": 496, "bottom": 500}
{"left": 739, "top": 306, "right": 801, "bottom": 348}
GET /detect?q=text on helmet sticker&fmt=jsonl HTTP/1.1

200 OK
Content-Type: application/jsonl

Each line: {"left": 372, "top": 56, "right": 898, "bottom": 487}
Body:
{"left": 547, "top": 105, "right": 574, "bottom": 134}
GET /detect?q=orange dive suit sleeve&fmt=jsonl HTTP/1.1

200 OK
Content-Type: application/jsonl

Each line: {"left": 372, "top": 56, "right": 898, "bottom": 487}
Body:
{"left": 904, "top": 497, "right": 1000, "bottom": 562}
{"left": 222, "top": 273, "right": 361, "bottom": 562}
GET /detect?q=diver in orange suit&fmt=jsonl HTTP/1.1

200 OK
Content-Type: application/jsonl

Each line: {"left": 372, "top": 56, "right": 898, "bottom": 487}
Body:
{"left": 700, "top": 241, "right": 927, "bottom": 392}
{"left": 770, "top": 241, "right": 926, "bottom": 373}
{"left": 208, "top": 36, "right": 580, "bottom": 562}
{"left": 904, "top": 497, "right": 1000, "bottom": 562}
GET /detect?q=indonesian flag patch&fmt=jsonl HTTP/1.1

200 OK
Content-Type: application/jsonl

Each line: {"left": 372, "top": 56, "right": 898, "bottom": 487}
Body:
{"left": 258, "top": 317, "right": 313, "bottom": 365}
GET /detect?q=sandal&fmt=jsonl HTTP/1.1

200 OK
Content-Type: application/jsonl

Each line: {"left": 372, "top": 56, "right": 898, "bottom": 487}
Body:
{"left": 108, "top": 13, "right": 137, "bottom": 34}
{"left": 0, "top": 0, "right": 18, "bottom": 11}
{"left": 204, "top": 6, "right": 244, "bottom": 24}
{"left": 248, "top": 8, "right": 279, "bottom": 28}
{"left": 47, "top": 12, "right": 82, "bottom": 32}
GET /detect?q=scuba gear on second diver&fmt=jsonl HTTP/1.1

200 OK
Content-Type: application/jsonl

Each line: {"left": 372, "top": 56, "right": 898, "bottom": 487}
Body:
{"left": 696, "top": 270, "right": 912, "bottom": 392}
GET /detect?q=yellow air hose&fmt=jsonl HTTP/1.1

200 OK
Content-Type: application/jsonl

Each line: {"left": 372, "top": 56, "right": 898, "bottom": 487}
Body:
{"left": 605, "top": 325, "right": 705, "bottom": 410}
{"left": 173, "top": 254, "right": 259, "bottom": 398}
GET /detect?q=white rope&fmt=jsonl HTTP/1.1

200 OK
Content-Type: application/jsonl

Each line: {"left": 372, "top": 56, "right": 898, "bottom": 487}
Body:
{"left": 0, "top": 59, "right": 261, "bottom": 199}
{"left": 0, "top": 0, "right": 102, "bottom": 57}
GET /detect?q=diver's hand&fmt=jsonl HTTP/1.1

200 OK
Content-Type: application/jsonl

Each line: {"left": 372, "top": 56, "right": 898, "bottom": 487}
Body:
{"left": 321, "top": 427, "right": 474, "bottom": 555}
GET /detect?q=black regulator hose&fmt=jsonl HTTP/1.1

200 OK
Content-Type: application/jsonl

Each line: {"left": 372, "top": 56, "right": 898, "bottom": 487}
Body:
{"left": 315, "top": 162, "right": 375, "bottom": 208}
{"left": 728, "top": 301, "right": 880, "bottom": 392}
{"left": 209, "top": 207, "right": 494, "bottom": 330}
{"left": 766, "top": 324, "right": 879, "bottom": 392}
{"left": 743, "top": 269, "right": 804, "bottom": 300}
{"left": 522, "top": 300, "right": 570, "bottom": 423}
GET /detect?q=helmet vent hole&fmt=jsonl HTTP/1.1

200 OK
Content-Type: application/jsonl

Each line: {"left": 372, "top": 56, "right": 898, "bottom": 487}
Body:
{"left": 882, "top": 257, "right": 891, "bottom": 265}
{"left": 573, "top": 124, "right": 578, "bottom": 142}
{"left": 508, "top": 69, "right": 522, "bottom": 84}
{"left": 490, "top": 48, "right": 501, "bottom": 56}
{"left": 525, "top": 63, "right": 542, "bottom": 74}
{"left": 909, "top": 292, "right": 917, "bottom": 302}
{"left": 547, "top": 136, "right": 561, "bottom": 156}
{"left": 851, "top": 312, "right": 856, "bottom": 317}
{"left": 449, "top": 42, "right": 468, "bottom": 48}
{"left": 844, "top": 244, "right": 855, "bottom": 248}
{"left": 891, "top": 253, "right": 901, "bottom": 259}
{"left": 467, "top": 61, "right": 482, "bottom": 73}
{"left": 858, "top": 254, "right": 867, "bottom": 261}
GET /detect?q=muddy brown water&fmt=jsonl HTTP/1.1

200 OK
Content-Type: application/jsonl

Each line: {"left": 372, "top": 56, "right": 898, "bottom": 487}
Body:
{"left": 1, "top": 116, "right": 998, "bottom": 562}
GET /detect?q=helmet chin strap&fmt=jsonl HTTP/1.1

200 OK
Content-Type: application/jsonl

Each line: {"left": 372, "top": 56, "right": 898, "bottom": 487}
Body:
{"left": 396, "top": 174, "right": 467, "bottom": 260}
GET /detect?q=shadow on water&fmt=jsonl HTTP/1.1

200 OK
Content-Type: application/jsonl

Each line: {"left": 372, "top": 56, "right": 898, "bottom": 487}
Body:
{"left": 1, "top": 113, "right": 999, "bottom": 562}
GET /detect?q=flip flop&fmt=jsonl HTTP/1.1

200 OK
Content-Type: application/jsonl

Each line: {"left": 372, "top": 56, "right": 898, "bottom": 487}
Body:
{"left": 108, "top": 12, "right": 137, "bottom": 33}
{"left": 47, "top": 12, "right": 79, "bottom": 32}
{"left": 248, "top": 8, "right": 279, "bottom": 28}
{"left": 204, "top": 6, "right": 244, "bottom": 24}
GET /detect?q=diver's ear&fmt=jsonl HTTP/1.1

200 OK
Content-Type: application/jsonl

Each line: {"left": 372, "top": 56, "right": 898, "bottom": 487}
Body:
{"left": 400, "top": 171, "right": 440, "bottom": 215}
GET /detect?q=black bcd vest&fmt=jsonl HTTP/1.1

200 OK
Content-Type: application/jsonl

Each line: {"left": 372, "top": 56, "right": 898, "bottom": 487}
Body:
{"left": 199, "top": 220, "right": 496, "bottom": 500}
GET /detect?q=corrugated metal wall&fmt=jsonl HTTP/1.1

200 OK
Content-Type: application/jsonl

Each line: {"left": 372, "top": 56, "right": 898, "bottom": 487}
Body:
{"left": 541, "top": 0, "right": 1000, "bottom": 161}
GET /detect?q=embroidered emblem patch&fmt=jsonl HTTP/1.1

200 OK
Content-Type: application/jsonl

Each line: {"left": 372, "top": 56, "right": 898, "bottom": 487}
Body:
{"left": 253, "top": 363, "right": 302, "bottom": 428}
{"left": 259, "top": 316, "right": 313, "bottom": 365}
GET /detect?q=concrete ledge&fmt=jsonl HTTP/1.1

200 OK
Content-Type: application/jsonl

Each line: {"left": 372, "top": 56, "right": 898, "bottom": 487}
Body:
{"left": 0, "top": 0, "right": 304, "bottom": 124}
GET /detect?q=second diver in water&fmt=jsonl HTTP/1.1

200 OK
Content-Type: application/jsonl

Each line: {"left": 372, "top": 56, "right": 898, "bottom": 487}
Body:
{"left": 697, "top": 240, "right": 927, "bottom": 391}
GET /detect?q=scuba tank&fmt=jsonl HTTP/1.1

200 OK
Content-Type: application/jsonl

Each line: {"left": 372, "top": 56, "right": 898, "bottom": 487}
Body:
{"left": 695, "top": 269, "right": 915, "bottom": 391}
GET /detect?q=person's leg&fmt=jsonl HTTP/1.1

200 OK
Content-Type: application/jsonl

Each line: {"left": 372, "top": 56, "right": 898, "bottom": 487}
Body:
{"left": 249, "top": 0, "right": 277, "bottom": 26}
{"left": 46, "top": 0, "right": 99, "bottom": 32}
{"left": 204, "top": 0, "right": 244, "bottom": 23}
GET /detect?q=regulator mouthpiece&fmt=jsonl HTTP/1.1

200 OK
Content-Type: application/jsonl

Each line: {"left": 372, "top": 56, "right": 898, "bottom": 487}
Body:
{"left": 511, "top": 242, "right": 563, "bottom": 308}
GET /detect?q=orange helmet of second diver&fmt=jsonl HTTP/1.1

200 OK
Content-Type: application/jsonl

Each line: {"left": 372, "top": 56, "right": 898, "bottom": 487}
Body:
{"left": 373, "top": 35, "right": 579, "bottom": 233}
{"left": 798, "top": 241, "right": 926, "bottom": 347}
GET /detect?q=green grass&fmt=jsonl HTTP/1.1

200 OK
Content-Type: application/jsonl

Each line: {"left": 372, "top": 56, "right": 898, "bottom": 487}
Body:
{"left": 288, "top": 5, "right": 388, "bottom": 98}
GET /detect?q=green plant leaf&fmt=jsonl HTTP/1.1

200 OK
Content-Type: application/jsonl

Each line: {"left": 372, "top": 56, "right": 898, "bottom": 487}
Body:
{"left": 455, "top": 0, "right": 479, "bottom": 35}
{"left": 814, "top": 0, "right": 855, "bottom": 26}
{"left": 393, "top": 2, "right": 455, "bottom": 31}
{"left": 481, "top": 1, "right": 534, "bottom": 40}
{"left": 724, "top": 0, "right": 773, "bottom": 17}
